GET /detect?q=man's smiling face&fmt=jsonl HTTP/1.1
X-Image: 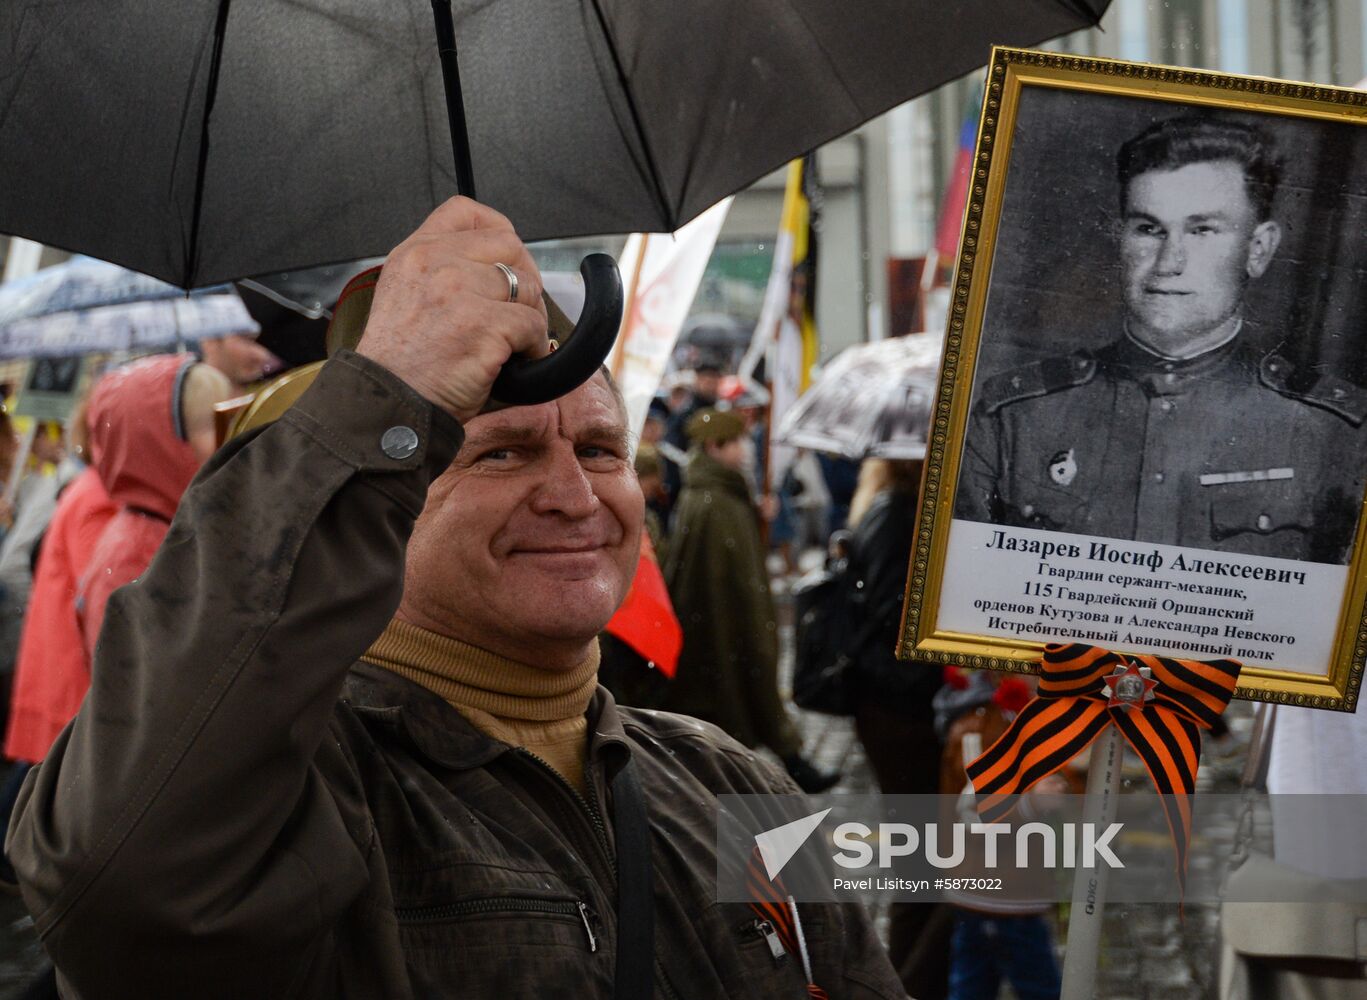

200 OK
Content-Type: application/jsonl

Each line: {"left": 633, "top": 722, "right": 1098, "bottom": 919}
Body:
{"left": 399, "top": 373, "right": 643, "bottom": 667}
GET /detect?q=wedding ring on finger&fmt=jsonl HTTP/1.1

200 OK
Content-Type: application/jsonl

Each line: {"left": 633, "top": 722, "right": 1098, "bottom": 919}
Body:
{"left": 493, "top": 262, "right": 519, "bottom": 304}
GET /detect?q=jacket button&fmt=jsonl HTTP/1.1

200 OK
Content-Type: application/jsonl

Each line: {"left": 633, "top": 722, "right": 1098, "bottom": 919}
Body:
{"left": 381, "top": 426, "right": 420, "bottom": 460}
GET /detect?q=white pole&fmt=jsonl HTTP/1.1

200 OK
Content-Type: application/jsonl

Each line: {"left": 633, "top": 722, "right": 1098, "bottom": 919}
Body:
{"left": 1060, "top": 723, "right": 1125, "bottom": 1000}
{"left": 3, "top": 238, "right": 44, "bottom": 283}
{"left": 4, "top": 425, "right": 36, "bottom": 507}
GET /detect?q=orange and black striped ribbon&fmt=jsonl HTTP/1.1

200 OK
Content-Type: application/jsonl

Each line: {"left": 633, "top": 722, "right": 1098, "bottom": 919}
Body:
{"left": 965, "top": 643, "right": 1241, "bottom": 893}
{"left": 745, "top": 847, "right": 829, "bottom": 999}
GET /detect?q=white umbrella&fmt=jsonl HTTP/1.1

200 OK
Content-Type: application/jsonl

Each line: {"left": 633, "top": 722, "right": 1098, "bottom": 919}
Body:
{"left": 775, "top": 333, "right": 943, "bottom": 461}
{"left": 0, "top": 256, "right": 258, "bottom": 360}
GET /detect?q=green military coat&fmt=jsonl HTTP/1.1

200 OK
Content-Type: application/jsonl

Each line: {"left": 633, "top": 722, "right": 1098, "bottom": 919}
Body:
{"left": 663, "top": 450, "right": 800, "bottom": 756}
{"left": 955, "top": 335, "right": 1367, "bottom": 564}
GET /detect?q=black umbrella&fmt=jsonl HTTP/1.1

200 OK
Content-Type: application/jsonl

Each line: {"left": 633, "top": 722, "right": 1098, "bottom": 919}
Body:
{"left": 0, "top": 0, "right": 1110, "bottom": 399}
{"left": 679, "top": 314, "right": 751, "bottom": 350}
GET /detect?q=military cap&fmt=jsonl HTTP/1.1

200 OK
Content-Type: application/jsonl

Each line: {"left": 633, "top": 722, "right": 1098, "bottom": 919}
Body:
{"left": 686, "top": 407, "right": 745, "bottom": 444}
{"left": 634, "top": 443, "right": 663, "bottom": 478}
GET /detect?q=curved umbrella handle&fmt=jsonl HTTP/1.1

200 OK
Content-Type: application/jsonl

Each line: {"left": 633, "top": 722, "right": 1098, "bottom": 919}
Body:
{"left": 490, "top": 253, "right": 623, "bottom": 406}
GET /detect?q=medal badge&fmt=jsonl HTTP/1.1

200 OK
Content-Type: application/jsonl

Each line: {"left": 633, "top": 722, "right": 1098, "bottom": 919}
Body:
{"left": 1102, "top": 660, "right": 1159, "bottom": 710}
{"left": 1048, "top": 448, "right": 1077, "bottom": 486}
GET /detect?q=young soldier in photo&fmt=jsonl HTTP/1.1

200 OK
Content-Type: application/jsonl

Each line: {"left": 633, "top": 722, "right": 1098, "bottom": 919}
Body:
{"left": 956, "top": 115, "right": 1367, "bottom": 564}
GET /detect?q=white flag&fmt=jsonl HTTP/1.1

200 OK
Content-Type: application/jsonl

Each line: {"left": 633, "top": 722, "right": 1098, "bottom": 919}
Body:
{"left": 608, "top": 199, "right": 733, "bottom": 442}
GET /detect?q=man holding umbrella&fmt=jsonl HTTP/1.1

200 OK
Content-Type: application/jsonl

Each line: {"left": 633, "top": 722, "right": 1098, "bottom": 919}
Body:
{"left": 7, "top": 198, "right": 905, "bottom": 1000}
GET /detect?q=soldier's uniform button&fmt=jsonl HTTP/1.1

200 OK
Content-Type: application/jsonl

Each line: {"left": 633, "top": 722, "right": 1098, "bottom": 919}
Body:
{"left": 1162, "top": 362, "right": 1174, "bottom": 372}
{"left": 1022, "top": 504, "right": 1035, "bottom": 518}
{"left": 381, "top": 425, "right": 420, "bottom": 460}
{"left": 1159, "top": 399, "right": 1174, "bottom": 413}
{"left": 1257, "top": 514, "right": 1272, "bottom": 531}
{"left": 1164, "top": 372, "right": 1177, "bottom": 385}
{"left": 1153, "top": 472, "right": 1165, "bottom": 483}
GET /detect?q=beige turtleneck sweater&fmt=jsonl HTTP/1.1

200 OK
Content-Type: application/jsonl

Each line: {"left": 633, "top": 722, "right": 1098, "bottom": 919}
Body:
{"left": 361, "top": 618, "right": 598, "bottom": 793}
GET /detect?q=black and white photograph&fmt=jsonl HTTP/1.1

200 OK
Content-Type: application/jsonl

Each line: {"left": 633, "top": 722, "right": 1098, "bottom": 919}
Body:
{"left": 904, "top": 50, "right": 1367, "bottom": 707}
{"left": 954, "top": 89, "right": 1367, "bottom": 565}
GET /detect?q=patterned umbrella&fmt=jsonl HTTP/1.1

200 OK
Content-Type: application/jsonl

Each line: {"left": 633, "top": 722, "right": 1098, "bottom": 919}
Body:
{"left": 775, "top": 333, "right": 943, "bottom": 460}
{"left": 0, "top": 257, "right": 257, "bottom": 360}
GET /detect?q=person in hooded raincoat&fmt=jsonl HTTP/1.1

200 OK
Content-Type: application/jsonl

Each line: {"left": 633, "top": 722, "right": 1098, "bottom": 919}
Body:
{"left": 75, "top": 355, "right": 234, "bottom": 662}
{"left": 662, "top": 408, "right": 836, "bottom": 792}
{"left": 3, "top": 411, "right": 115, "bottom": 766}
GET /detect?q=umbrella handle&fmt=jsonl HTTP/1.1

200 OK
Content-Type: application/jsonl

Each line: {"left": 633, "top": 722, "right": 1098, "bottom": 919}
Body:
{"left": 489, "top": 253, "right": 623, "bottom": 406}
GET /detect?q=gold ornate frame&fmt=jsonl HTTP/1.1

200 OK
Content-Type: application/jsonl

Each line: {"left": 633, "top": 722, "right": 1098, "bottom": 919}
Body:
{"left": 899, "top": 47, "right": 1367, "bottom": 711}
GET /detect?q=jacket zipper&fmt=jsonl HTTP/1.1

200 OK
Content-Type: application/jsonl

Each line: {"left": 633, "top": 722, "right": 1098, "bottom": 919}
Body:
{"left": 576, "top": 901, "right": 598, "bottom": 952}
{"left": 395, "top": 895, "right": 598, "bottom": 952}
{"left": 513, "top": 747, "right": 617, "bottom": 881}
{"left": 656, "top": 958, "right": 683, "bottom": 1000}
{"left": 510, "top": 749, "right": 685, "bottom": 999}
{"left": 750, "top": 918, "right": 788, "bottom": 965}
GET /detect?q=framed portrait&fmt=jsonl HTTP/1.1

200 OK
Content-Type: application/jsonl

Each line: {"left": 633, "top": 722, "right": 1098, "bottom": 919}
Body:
{"left": 900, "top": 48, "right": 1367, "bottom": 711}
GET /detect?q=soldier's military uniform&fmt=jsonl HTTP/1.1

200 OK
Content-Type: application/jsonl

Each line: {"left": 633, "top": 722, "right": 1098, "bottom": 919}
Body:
{"left": 955, "top": 333, "right": 1367, "bottom": 564}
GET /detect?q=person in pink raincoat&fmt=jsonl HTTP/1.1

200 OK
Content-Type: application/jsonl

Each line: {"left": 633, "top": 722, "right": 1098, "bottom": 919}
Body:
{"left": 76, "top": 355, "right": 233, "bottom": 665}
{"left": 3, "top": 457, "right": 115, "bottom": 765}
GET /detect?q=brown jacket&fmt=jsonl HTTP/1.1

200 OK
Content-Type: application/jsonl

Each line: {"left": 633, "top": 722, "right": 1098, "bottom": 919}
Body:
{"left": 7, "top": 353, "right": 904, "bottom": 1000}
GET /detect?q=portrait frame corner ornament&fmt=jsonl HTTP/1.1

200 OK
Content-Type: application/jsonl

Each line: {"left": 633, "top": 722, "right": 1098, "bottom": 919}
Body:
{"left": 900, "top": 47, "right": 1367, "bottom": 712}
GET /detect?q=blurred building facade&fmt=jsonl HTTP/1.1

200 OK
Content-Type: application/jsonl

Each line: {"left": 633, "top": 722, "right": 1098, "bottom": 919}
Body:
{"left": 726, "top": 0, "right": 1367, "bottom": 360}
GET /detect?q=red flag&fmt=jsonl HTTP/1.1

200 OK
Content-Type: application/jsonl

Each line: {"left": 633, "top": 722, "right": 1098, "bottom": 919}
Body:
{"left": 933, "top": 96, "right": 982, "bottom": 266}
{"left": 604, "top": 533, "right": 682, "bottom": 678}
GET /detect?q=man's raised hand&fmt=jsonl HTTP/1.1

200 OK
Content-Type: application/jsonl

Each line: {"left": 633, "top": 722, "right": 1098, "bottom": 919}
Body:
{"left": 357, "top": 197, "right": 550, "bottom": 423}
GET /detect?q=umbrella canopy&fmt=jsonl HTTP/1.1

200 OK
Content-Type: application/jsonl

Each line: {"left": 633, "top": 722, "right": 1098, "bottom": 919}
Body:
{"left": 0, "top": 0, "right": 1109, "bottom": 288}
{"left": 776, "top": 333, "right": 943, "bottom": 461}
{"left": 678, "top": 314, "right": 752, "bottom": 352}
{"left": 0, "top": 257, "right": 258, "bottom": 360}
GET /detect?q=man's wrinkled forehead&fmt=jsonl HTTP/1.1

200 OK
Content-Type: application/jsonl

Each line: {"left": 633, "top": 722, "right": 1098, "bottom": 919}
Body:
{"left": 458, "top": 373, "right": 627, "bottom": 452}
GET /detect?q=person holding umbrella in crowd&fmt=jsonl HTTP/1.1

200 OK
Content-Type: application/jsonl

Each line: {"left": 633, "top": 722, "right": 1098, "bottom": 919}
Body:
{"left": 7, "top": 198, "right": 901, "bottom": 999}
